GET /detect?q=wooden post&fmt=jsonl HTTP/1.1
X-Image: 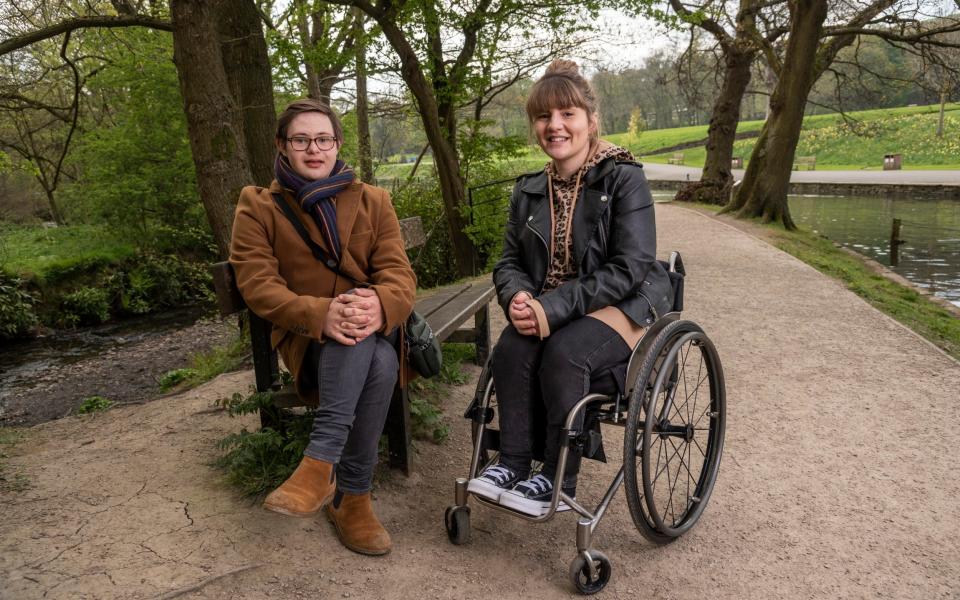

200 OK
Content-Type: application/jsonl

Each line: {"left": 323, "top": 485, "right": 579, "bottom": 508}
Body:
{"left": 890, "top": 218, "right": 903, "bottom": 267}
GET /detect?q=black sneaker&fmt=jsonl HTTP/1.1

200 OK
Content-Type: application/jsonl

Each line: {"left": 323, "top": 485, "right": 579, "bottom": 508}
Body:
{"left": 467, "top": 464, "right": 522, "bottom": 501}
{"left": 499, "top": 474, "right": 575, "bottom": 516}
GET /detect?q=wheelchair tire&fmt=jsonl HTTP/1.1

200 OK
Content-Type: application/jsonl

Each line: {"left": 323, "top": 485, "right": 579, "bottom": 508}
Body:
{"left": 444, "top": 505, "right": 471, "bottom": 545}
{"left": 623, "top": 319, "right": 726, "bottom": 543}
{"left": 569, "top": 550, "right": 612, "bottom": 594}
{"left": 470, "top": 359, "right": 498, "bottom": 469}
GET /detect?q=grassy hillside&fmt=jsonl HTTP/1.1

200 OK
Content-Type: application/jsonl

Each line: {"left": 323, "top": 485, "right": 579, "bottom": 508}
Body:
{"left": 0, "top": 224, "right": 135, "bottom": 280}
{"left": 626, "top": 103, "right": 960, "bottom": 170}
{"left": 374, "top": 103, "right": 960, "bottom": 182}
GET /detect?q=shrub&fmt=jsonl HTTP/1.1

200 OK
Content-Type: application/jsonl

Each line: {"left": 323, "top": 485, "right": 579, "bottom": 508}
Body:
{"left": 214, "top": 390, "right": 311, "bottom": 496}
{"left": 158, "top": 368, "right": 200, "bottom": 392}
{"left": 60, "top": 286, "right": 111, "bottom": 327}
{"left": 77, "top": 396, "right": 114, "bottom": 414}
{"left": 0, "top": 271, "right": 38, "bottom": 340}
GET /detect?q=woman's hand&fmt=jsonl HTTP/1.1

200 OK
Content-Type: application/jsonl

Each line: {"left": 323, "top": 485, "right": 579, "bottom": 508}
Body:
{"left": 336, "top": 287, "right": 384, "bottom": 342}
{"left": 509, "top": 291, "right": 539, "bottom": 336}
{"left": 323, "top": 298, "right": 360, "bottom": 345}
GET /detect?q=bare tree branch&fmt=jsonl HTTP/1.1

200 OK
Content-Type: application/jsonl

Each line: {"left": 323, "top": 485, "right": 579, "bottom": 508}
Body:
{"left": 0, "top": 15, "right": 172, "bottom": 56}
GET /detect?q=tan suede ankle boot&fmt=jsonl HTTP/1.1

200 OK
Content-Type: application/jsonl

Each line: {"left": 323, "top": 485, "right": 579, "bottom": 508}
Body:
{"left": 325, "top": 490, "right": 392, "bottom": 555}
{"left": 263, "top": 456, "right": 335, "bottom": 517}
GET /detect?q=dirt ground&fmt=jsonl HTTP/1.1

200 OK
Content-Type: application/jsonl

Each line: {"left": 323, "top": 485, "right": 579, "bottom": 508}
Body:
{"left": 2, "top": 203, "right": 959, "bottom": 599}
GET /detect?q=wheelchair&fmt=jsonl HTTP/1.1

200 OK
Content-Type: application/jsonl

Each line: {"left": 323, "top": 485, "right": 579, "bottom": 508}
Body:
{"left": 443, "top": 252, "right": 726, "bottom": 594}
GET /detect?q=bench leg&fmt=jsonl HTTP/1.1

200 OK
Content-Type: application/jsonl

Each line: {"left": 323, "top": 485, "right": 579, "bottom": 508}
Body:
{"left": 247, "top": 311, "right": 283, "bottom": 430}
{"left": 385, "top": 384, "right": 412, "bottom": 475}
{"left": 474, "top": 303, "right": 490, "bottom": 365}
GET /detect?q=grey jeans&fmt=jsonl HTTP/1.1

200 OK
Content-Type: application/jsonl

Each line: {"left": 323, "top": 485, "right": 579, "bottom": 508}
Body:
{"left": 300, "top": 334, "right": 398, "bottom": 493}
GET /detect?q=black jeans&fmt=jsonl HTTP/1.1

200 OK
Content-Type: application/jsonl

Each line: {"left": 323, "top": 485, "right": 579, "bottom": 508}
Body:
{"left": 491, "top": 317, "right": 631, "bottom": 489}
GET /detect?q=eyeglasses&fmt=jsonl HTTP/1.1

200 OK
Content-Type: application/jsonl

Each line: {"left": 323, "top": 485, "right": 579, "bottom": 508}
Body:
{"left": 286, "top": 135, "right": 338, "bottom": 151}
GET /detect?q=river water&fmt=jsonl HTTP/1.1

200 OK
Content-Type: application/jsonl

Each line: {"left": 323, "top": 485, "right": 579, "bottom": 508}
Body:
{"left": 788, "top": 195, "right": 960, "bottom": 307}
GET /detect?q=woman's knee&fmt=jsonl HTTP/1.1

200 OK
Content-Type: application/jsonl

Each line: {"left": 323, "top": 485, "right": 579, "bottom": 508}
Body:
{"left": 367, "top": 336, "right": 399, "bottom": 384}
{"left": 492, "top": 326, "right": 537, "bottom": 372}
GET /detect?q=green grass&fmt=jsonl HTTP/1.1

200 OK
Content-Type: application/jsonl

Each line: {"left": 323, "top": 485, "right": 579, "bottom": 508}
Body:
{"left": 750, "top": 217, "right": 960, "bottom": 360}
{"left": 0, "top": 223, "right": 135, "bottom": 280}
{"left": 77, "top": 395, "right": 114, "bottom": 414}
{"left": 158, "top": 333, "right": 250, "bottom": 392}
{"left": 634, "top": 103, "right": 960, "bottom": 170}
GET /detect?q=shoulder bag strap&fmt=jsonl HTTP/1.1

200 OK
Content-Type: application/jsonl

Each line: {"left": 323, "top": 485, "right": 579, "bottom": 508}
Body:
{"left": 271, "top": 192, "right": 369, "bottom": 288}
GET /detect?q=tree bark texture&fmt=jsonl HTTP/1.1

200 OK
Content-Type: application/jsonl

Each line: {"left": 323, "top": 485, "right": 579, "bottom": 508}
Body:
{"left": 171, "top": 0, "right": 254, "bottom": 258}
{"left": 353, "top": 8, "right": 374, "bottom": 185}
{"left": 217, "top": 0, "right": 276, "bottom": 187}
{"left": 676, "top": 45, "right": 754, "bottom": 205}
{"left": 725, "top": 0, "right": 828, "bottom": 228}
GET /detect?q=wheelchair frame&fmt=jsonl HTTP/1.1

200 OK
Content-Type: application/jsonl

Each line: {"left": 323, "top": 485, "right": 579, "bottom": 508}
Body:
{"left": 444, "top": 252, "right": 726, "bottom": 594}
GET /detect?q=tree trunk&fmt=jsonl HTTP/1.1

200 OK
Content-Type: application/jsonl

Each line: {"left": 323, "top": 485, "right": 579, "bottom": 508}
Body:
{"left": 218, "top": 0, "right": 276, "bottom": 187}
{"left": 353, "top": 8, "right": 374, "bottom": 184}
{"left": 42, "top": 187, "right": 65, "bottom": 225}
{"left": 296, "top": 8, "right": 323, "bottom": 100}
{"left": 675, "top": 45, "right": 754, "bottom": 205}
{"left": 375, "top": 20, "right": 477, "bottom": 276}
{"left": 937, "top": 86, "right": 947, "bottom": 137}
{"left": 171, "top": 0, "right": 254, "bottom": 258}
{"left": 724, "top": 0, "right": 828, "bottom": 229}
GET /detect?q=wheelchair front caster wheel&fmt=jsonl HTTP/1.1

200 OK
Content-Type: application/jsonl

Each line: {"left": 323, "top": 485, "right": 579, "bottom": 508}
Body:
{"left": 444, "top": 505, "right": 471, "bottom": 545}
{"left": 569, "top": 550, "right": 612, "bottom": 594}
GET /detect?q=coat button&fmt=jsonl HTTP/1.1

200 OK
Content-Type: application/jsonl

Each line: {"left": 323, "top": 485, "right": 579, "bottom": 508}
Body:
{"left": 600, "top": 195, "right": 608, "bottom": 202}
{"left": 527, "top": 216, "right": 533, "bottom": 221}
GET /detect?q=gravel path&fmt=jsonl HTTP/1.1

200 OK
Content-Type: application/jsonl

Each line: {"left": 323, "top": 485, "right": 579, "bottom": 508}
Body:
{"left": 2, "top": 203, "right": 958, "bottom": 599}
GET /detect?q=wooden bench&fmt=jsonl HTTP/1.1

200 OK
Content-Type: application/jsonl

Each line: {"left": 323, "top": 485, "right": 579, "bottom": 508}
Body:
{"left": 793, "top": 156, "right": 816, "bottom": 170}
{"left": 667, "top": 152, "right": 685, "bottom": 165}
{"left": 210, "top": 216, "right": 495, "bottom": 474}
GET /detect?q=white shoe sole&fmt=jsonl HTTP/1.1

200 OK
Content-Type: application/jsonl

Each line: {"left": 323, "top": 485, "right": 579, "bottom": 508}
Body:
{"left": 467, "top": 477, "right": 509, "bottom": 501}
{"left": 498, "top": 490, "right": 573, "bottom": 516}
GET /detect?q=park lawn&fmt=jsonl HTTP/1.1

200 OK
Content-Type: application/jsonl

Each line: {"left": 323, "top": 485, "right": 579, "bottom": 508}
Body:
{"left": 641, "top": 107, "right": 960, "bottom": 170}
{"left": 604, "top": 104, "right": 960, "bottom": 170}
{"left": 373, "top": 103, "right": 960, "bottom": 181}
{"left": 0, "top": 223, "right": 135, "bottom": 281}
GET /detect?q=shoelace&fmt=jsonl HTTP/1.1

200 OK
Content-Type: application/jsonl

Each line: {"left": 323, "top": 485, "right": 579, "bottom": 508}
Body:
{"left": 519, "top": 474, "right": 552, "bottom": 495}
{"left": 483, "top": 465, "right": 514, "bottom": 484}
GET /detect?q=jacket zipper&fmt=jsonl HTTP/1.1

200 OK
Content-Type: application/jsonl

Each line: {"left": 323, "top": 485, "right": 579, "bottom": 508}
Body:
{"left": 598, "top": 218, "right": 607, "bottom": 257}
{"left": 637, "top": 290, "right": 659, "bottom": 321}
{"left": 525, "top": 218, "right": 549, "bottom": 294}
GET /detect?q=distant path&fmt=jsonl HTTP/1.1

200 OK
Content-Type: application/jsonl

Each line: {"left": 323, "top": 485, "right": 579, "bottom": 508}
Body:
{"left": 642, "top": 162, "right": 960, "bottom": 186}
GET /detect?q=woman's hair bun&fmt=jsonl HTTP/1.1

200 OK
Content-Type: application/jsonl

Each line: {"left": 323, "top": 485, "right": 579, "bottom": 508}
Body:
{"left": 544, "top": 59, "right": 581, "bottom": 78}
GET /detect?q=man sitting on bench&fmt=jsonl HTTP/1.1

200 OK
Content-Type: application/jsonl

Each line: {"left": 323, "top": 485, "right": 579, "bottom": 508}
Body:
{"left": 229, "top": 99, "right": 416, "bottom": 556}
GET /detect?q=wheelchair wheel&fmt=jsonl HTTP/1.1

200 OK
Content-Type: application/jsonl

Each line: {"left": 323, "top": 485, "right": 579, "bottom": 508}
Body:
{"left": 623, "top": 319, "right": 725, "bottom": 543}
{"left": 469, "top": 359, "right": 498, "bottom": 469}
{"left": 568, "top": 550, "right": 612, "bottom": 594}
{"left": 444, "top": 505, "right": 471, "bottom": 545}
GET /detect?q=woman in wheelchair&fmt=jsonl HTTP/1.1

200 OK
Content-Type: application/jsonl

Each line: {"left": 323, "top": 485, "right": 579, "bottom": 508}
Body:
{"left": 466, "top": 60, "right": 674, "bottom": 516}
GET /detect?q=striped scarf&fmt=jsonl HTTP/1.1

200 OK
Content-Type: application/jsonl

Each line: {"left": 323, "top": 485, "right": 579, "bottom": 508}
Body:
{"left": 274, "top": 153, "right": 355, "bottom": 262}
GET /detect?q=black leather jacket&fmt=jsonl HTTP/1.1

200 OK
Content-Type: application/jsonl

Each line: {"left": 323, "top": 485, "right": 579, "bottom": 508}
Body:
{"left": 493, "top": 157, "right": 673, "bottom": 333}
